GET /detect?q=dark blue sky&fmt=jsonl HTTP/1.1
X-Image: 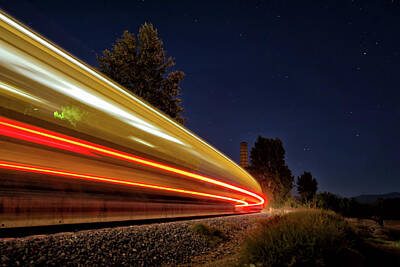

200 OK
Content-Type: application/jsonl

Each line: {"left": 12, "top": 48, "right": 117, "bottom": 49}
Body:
{"left": 2, "top": 0, "right": 399, "bottom": 197}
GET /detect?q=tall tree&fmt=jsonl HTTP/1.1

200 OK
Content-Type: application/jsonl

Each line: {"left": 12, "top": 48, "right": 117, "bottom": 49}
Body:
{"left": 247, "top": 136, "right": 294, "bottom": 205}
{"left": 297, "top": 171, "right": 318, "bottom": 203}
{"left": 97, "top": 23, "right": 186, "bottom": 124}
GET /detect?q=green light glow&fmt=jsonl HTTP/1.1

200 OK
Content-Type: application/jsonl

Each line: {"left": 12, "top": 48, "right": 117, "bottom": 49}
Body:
{"left": 53, "top": 105, "right": 87, "bottom": 127}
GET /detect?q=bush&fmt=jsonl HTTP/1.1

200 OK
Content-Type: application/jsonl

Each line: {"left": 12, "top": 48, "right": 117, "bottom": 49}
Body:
{"left": 316, "top": 192, "right": 400, "bottom": 220}
{"left": 240, "top": 209, "right": 359, "bottom": 267}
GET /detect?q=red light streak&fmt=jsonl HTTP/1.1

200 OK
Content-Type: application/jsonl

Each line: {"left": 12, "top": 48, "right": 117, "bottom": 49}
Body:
{"left": 0, "top": 124, "right": 98, "bottom": 157}
{"left": 0, "top": 117, "right": 265, "bottom": 207}
{"left": 0, "top": 161, "right": 249, "bottom": 206}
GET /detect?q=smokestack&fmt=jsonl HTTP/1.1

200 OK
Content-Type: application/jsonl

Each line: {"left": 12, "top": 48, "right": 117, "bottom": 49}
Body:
{"left": 240, "top": 142, "right": 248, "bottom": 168}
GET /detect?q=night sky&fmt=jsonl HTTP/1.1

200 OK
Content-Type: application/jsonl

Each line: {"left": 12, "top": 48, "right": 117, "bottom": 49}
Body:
{"left": 1, "top": 0, "right": 399, "bottom": 197}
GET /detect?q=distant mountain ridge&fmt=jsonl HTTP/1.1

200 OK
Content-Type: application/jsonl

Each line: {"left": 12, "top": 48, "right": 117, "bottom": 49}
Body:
{"left": 354, "top": 192, "right": 400, "bottom": 203}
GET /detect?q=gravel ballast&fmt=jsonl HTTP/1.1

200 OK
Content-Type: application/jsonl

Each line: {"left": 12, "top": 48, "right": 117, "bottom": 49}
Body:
{"left": 0, "top": 213, "right": 268, "bottom": 266}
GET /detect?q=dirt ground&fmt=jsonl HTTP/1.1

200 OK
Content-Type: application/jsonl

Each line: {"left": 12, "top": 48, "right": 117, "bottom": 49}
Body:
{"left": 347, "top": 218, "right": 400, "bottom": 267}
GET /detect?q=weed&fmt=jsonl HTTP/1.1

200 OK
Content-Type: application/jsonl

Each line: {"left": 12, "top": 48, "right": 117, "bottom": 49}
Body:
{"left": 240, "top": 209, "right": 360, "bottom": 267}
{"left": 190, "top": 223, "right": 226, "bottom": 246}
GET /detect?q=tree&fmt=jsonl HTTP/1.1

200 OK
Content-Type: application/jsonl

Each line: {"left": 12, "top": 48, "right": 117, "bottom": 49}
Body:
{"left": 247, "top": 136, "right": 294, "bottom": 206}
{"left": 297, "top": 171, "right": 318, "bottom": 203}
{"left": 315, "top": 191, "right": 342, "bottom": 212}
{"left": 97, "top": 23, "right": 186, "bottom": 124}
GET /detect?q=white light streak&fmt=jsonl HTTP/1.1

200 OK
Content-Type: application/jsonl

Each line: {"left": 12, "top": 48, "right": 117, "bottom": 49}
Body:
{"left": 0, "top": 81, "right": 43, "bottom": 103}
{"left": 0, "top": 41, "right": 185, "bottom": 146}
{"left": 129, "top": 136, "right": 155, "bottom": 148}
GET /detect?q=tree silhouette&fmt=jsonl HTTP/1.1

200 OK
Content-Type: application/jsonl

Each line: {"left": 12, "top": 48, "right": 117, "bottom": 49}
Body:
{"left": 297, "top": 171, "right": 318, "bottom": 203}
{"left": 97, "top": 24, "right": 185, "bottom": 124}
{"left": 247, "top": 136, "right": 294, "bottom": 205}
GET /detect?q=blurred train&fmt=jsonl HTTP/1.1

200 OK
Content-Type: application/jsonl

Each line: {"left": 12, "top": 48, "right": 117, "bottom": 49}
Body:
{"left": 0, "top": 11, "right": 265, "bottom": 228}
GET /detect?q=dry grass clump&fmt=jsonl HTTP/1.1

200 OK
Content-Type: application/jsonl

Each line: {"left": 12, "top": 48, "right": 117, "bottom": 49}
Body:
{"left": 190, "top": 223, "right": 226, "bottom": 246}
{"left": 240, "top": 209, "right": 359, "bottom": 267}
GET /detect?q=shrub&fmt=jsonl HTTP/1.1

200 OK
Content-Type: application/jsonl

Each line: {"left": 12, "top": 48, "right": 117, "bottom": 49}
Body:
{"left": 240, "top": 209, "right": 359, "bottom": 267}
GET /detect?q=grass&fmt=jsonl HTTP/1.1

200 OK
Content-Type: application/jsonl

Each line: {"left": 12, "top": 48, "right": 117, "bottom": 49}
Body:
{"left": 240, "top": 209, "right": 360, "bottom": 267}
{"left": 190, "top": 223, "right": 226, "bottom": 246}
{"left": 367, "top": 237, "right": 400, "bottom": 248}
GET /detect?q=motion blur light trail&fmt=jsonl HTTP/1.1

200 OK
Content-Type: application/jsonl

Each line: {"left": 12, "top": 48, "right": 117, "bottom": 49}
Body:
{"left": 0, "top": 10, "right": 265, "bottom": 227}
{"left": 0, "top": 117, "right": 264, "bottom": 207}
